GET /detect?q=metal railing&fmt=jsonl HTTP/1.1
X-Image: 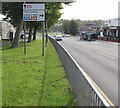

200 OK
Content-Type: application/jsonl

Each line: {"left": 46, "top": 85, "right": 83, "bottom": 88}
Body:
{"left": 49, "top": 37, "right": 113, "bottom": 107}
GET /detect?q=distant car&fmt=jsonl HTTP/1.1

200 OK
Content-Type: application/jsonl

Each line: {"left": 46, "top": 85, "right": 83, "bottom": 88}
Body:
{"left": 21, "top": 33, "right": 29, "bottom": 39}
{"left": 55, "top": 35, "right": 62, "bottom": 41}
{"left": 62, "top": 34, "right": 70, "bottom": 37}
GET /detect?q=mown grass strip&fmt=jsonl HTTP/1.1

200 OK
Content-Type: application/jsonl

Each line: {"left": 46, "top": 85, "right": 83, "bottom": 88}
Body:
{"left": 2, "top": 40, "right": 77, "bottom": 106}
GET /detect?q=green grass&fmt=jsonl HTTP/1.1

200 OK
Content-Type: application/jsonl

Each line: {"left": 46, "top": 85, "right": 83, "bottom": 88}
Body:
{"left": 1, "top": 40, "right": 77, "bottom": 106}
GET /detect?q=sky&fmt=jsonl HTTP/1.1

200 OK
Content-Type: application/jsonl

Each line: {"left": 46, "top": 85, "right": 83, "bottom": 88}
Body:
{"left": 61, "top": 0, "right": 120, "bottom": 20}
{"left": 0, "top": 0, "right": 119, "bottom": 20}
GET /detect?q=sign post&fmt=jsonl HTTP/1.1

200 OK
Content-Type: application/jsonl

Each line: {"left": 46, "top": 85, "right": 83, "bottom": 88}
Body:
{"left": 42, "top": 22, "right": 44, "bottom": 56}
{"left": 23, "top": 3, "right": 45, "bottom": 56}
{"left": 45, "top": 20, "right": 48, "bottom": 47}
{"left": 24, "top": 21, "right": 26, "bottom": 55}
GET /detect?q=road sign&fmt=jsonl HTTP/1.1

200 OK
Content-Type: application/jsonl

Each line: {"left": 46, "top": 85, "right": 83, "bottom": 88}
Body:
{"left": 23, "top": 4, "right": 45, "bottom": 21}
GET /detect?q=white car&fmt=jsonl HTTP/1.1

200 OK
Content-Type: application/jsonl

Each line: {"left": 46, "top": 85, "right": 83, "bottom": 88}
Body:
{"left": 55, "top": 35, "right": 62, "bottom": 41}
{"left": 21, "top": 34, "right": 29, "bottom": 39}
{"left": 62, "top": 34, "right": 70, "bottom": 37}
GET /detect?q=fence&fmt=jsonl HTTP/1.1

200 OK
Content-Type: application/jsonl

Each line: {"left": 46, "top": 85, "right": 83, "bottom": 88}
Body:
{"left": 49, "top": 37, "right": 112, "bottom": 107}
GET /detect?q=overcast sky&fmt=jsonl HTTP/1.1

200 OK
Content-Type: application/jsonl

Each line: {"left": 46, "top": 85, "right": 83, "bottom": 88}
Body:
{"left": 61, "top": 0, "right": 119, "bottom": 20}
{"left": 0, "top": 0, "right": 119, "bottom": 20}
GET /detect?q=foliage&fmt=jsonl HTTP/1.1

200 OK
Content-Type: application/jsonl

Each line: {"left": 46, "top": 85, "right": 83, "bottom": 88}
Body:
{"left": 54, "top": 19, "right": 106, "bottom": 35}
{"left": 62, "top": 20, "right": 70, "bottom": 34}
{"left": 83, "top": 19, "right": 106, "bottom": 26}
{"left": 2, "top": 40, "right": 77, "bottom": 106}
{"left": 2, "top": 2, "right": 63, "bottom": 47}
{"left": 76, "top": 19, "right": 84, "bottom": 27}
{"left": 69, "top": 19, "right": 79, "bottom": 35}
{"left": 2, "top": 2, "right": 23, "bottom": 26}
{"left": 2, "top": 2, "right": 63, "bottom": 28}
{"left": 45, "top": 2, "right": 63, "bottom": 29}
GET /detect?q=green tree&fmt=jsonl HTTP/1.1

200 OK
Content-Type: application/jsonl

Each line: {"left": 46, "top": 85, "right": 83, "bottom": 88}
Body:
{"left": 2, "top": 2, "right": 63, "bottom": 47}
{"left": 2, "top": 2, "right": 23, "bottom": 48}
{"left": 33, "top": 23, "right": 39, "bottom": 40}
{"left": 69, "top": 19, "right": 79, "bottom": 35}
{"left": 83, "top": 20, "right": 106, "bottom": 26}
{"left": 62, "top": 20, "right": 70, "bottom": 34}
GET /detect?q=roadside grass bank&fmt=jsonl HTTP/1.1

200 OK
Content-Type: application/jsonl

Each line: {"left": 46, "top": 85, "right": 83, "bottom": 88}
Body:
{"left": 2, "top": 40, "right": 77, "bottom": 106}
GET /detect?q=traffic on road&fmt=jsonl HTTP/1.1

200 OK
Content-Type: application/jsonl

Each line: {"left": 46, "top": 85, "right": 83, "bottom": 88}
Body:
{"left": 54, "top": 35, "right": 118, "bottom": 106}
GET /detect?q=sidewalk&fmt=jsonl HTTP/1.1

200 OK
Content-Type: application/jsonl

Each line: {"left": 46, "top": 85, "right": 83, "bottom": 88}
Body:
{"left": 97, "top": 39, "right": 120, "bottom": 43}
{"left": 0, "top": 34, "right": 43, "bottom": 47}
{"left": 0, "top": 40, "right": 11, "bottom": 47}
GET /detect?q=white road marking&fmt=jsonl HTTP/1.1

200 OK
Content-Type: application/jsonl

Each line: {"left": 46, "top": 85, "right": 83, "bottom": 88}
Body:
{"left": 111, "top": 43, "right": 118, "bottom": 45}
{"left": 97, "top": 51, "right": 116, "bottom": 60}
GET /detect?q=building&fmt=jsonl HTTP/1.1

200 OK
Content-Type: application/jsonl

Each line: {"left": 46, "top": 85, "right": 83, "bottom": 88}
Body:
{"left": 104, "top": 18, "right": 120, "bottom": 37}
{"left": 79, "top": 22, "right": 102, "bottom": 40}
{"left": 105, "top": 18, "right": 120, "bottom": 27}
{"left": 80, "top": 22, "right": 102, "bottom": 33}
{"left": 0, "top": 20, "right": 16, "bottom": 40}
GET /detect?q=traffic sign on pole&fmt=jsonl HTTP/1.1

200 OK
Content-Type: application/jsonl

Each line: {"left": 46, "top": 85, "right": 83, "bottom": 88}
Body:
{"left": 23, "top": 3, "right": 45, "bottom": 56}
{"left": 23, "top": 4, "right": 45, "bottom": 21}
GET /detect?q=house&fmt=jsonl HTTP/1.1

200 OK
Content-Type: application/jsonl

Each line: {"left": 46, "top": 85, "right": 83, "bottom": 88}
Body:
{"left": 0, "top": 20, "right": 16, "bottom": 41}
{"left": 80, "top": 22, "right": 102, "bottom": 36}
{"left": 80, "top": 22, "right": 102, "bottom": 32}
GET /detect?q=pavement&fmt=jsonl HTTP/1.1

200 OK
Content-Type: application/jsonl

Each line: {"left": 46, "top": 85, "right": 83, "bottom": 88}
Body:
{"left": 0, "top": 40, "right": 11, "bottom": 47}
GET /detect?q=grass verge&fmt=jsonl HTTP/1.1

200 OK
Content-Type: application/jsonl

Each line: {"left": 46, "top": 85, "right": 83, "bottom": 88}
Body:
{"left": 1, "top": 40, "right": 77, "bottom": 106}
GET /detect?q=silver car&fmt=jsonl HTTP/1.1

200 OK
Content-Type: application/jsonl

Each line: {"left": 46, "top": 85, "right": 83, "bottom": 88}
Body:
{"left": 55, "top": 35, "right": 62, "bottom": 41}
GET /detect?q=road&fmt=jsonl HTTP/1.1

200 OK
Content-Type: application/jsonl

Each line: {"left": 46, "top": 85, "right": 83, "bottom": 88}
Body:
{"left": 58, "top": 36, "right": 118, "bottom": 106}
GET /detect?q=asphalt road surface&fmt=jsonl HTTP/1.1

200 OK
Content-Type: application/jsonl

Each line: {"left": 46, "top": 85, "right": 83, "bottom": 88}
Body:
{"left": 58, "top": 36, "right": 118, "bottom": 106}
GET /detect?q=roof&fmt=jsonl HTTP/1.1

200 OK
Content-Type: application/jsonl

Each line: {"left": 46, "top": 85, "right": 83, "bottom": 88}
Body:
{"left": 84, "top": 22, "right": 97, "bottom": 26}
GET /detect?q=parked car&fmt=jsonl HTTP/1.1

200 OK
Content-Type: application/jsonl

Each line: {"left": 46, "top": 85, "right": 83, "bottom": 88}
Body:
{"left": 55, "top": 35, "right": 62, "bottom": 41}
{"left": 21, "top": 33, "right": 29, "bottom": 39}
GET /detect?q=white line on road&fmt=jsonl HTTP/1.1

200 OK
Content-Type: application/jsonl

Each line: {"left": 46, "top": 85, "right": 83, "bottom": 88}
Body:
{"left": 97, "top": 51, "right": 116, "bottom": 60}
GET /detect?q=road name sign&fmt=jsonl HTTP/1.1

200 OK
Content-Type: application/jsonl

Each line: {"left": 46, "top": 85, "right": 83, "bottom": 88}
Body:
{"left": 23, "top": 4, "right": 45, "bottom": 21}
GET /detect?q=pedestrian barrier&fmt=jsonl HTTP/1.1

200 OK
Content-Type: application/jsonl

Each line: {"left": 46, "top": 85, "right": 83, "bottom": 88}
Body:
{"left": 49, "top": 36, "right": 114, "bottom": 107}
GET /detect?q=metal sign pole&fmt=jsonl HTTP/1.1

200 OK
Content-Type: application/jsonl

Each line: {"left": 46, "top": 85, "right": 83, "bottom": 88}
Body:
{"left": 23, "top": 3, "right": 45, "bottom": 55}
{"left": 45, "top": 20, "right": 48, "bottom": 46}
{"left": 24, "top": 21, "right": 26, "bottom": 55}
{"left": 42, "top": 21, "right": 44, "bottom": 56}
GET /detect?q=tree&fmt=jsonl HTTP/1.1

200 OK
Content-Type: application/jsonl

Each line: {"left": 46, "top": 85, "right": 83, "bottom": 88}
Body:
{"left": 26, "top": 2, "right": 63, "bottom": 42}
{"left": 28, "top": 22, "right": 33, "bottom": 43}
{"left": 62, "top": 20, "right": 70, "bottom": 34}
{"left": 33, "top": 23, "right": 38, "bottom": 40}
{"left": 2, "top": 2, "right": 63, "bottom": 47}
{"left": 69, "top": 19, "right": 79, "bottom": 35}
{"left": 2, "top": 2, "right": 23, "bottom": 48}
{"left": 83, "top": 20, "right": 106, "bottom": 26}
